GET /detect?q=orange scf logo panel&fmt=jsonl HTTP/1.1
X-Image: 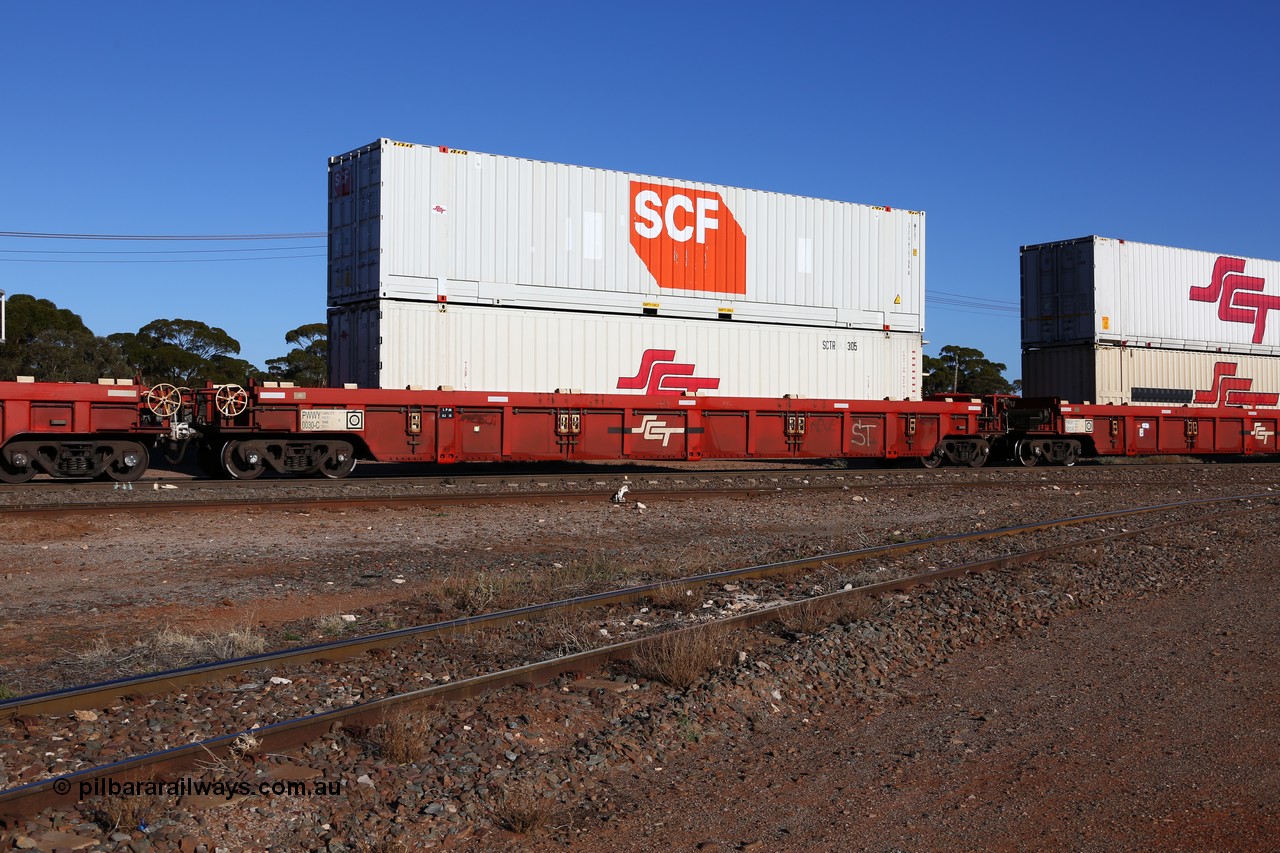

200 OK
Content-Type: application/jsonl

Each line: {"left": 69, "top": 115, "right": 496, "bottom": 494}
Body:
{"left": 630, "top": 181, "right": 747, "bottom": 296}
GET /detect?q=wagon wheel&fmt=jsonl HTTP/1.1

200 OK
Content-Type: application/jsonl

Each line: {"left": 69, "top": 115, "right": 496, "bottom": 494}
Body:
{"left": 104, "top": 442, "right": 149, "bottom": 483}
{"left": 966, "top": 443, "right": 990, "bottom": 468}
{"left": 0, "top": 451, "right": 36, "bottom": 484}
{"left": 215, "top": 384, "right": 249, "bottom": 418}
{"left": 317, "top": 443, "right": 357, "bottom": 479}
{"left": 1060, "top": 442, "right": 1079, "bottom": 468}
{"left": 1015, "top": 439, "right": 1039, "bottom": 467}
{"left": 144, "top": 383, "right": 182, "bottom": 418}
{"left": 220, "top": 441, "right": 264, "bottom": 480}
{"left": 919, "top": 447, "right": 945, "bottom": 469}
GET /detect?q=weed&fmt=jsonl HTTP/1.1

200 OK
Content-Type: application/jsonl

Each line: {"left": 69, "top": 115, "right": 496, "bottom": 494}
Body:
{"left": 631, "top": 624, "right": 736, "bottom": 690}
{"left": 647, "top": 582, "right": 701, "bottom": 614}
{"left": 72, "top": 624, "right": 266, "bottom": 678}
{"left": 369, "top": 706, "right": 437, "bottom": 764}
{"left": 0, "top": 684, "right": 16, "bottom": 700}
{"left": 529, "top": 609, "right": 597, "bottom": 657}
{"left": 777, "top": 598, "right": 838, "bottom": 635}
{"left": 314, "top": 614, "right": 356, "bottom": 637}
{"left": 488, "top": 781, "right": 548, "bottom": 834}
{"left": 835, "top": 594, "right": 875, "bottom": 625}
{"left": 87, "top": 786, "right": 158, "bottom": 833}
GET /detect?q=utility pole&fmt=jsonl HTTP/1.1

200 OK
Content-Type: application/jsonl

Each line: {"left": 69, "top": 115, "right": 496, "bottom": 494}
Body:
{"left": 952, "top": 352, "right": 958, "bottom": 393}
{"left": 0, "top": 290, "right": 6, "bottom": 344}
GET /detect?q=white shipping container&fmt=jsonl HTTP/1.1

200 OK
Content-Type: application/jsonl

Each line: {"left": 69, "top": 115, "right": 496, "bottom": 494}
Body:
{"left": 329, "top": 300, "right": 922, "bottom": 400}
{"left": 329, "top": 139, "right": 924, "bottom": 333}
{"left": 1023, "top": 345, "right": 1280, "bottom": 407}
{"left": 1022, "top": 236, "right": 1280, "bottom": 356}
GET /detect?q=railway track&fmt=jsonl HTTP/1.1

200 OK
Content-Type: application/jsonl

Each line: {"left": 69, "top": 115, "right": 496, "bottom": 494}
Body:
{"left": 0, "top": 462, "right": 1267, "bottom": 516}
{"left": 2, "top": 492, "right": 1273, "bottom": 820}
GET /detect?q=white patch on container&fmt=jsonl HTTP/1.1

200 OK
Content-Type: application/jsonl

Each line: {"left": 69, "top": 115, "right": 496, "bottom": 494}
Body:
{"left": 1064, "top": 418, "right": 1094, "bottom": 434}
{"left": 487, "top": 395, "right": 509, "bottom": 403}
{"left": 106, "top": 389, "right": 137, "bottom": 398}
{"left": 259, "top": 391, "right": 286, "bottom": 399}
{"left": 678, "top": 399, "right": 697, "bottom": 406}
{"left": 797, "top": 237, "right": 813, "bottom": 274}
{"left": 583, "top": 211, "right": 604, "bottom": 261}
{"left": 834, "top": 402, "right": 849, "bottom": 409}
{"left": 301, "top": 410, "right": 364, "bottom": 431}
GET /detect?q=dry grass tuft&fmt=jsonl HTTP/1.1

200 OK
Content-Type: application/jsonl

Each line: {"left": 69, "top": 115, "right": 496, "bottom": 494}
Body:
{"left": 528, "top": 608, "right": 598, "bottom": 657}
{"left": 87, "top": 788, "right": 158, "bottom": 833}
{"left": 835, "top": 593, "right": 875, "bottom": 625}
{"left": 488, "top": 781, "right": 549, "bottom": 834}
{"left": 524, "top": 552, "right": 646, "bottom": 602}
{"left": 777, "top": 598, "right": 839, "bottom": 635}
{"left": 631, "top": 624, "right": 736, "bottom": 690}
{"left": 73, "top": 623, "right": 267, "bottom": 678}
{"left": 369, "top": 706, "right": 438, "bottom": 764}
{"left": 777, "top": 593, "right": 875, "bottom": 635}
{"left": 647, "top": 581, "right": 702, "bottom": 613}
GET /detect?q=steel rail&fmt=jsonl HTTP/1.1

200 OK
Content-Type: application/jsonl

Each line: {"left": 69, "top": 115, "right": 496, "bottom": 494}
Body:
{"left": 3, "top": 492, "right": 1271, "bottom": 722}
{"left": 2, "top": 498, "right": 1270, "bottom": 819}
{"left": 0, "top": 472, "right": 1255, "bottom": 517}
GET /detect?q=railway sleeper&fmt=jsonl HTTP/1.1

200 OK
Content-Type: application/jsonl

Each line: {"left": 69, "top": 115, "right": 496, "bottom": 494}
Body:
{"left": 0, "top": 438, "right": 150, "bottom": 483}
{"left": 213, "top": 437, "right": 357, "bottom": 480}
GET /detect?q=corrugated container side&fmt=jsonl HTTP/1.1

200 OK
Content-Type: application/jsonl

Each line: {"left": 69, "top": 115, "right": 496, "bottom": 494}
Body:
{"left": 1021, "top": 236, "right": 1280, "bottom": 356}
{"left": 329, "top": 140, "right": 924, "bottom": 333}
{"left": 1023, "top": 344, "right": 1280, "bottom": 406}
{"left": 329, "top": 300, "right": 922, "bottom": 400}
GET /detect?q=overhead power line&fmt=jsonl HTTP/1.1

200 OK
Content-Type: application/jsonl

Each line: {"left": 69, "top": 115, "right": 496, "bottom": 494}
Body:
{"left": 930, "top": 288, "right": 1018, "bottom": 307}
{"left": 0, "top": 231, "right": 324, "bottom": 241}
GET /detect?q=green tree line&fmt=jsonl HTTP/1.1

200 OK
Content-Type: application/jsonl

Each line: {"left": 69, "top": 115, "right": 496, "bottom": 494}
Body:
{"left": 0, "top": 294, "right": 326, "bottom": 386}
{"left": 922, "top": 345, "right": 1020, "bottom": 396}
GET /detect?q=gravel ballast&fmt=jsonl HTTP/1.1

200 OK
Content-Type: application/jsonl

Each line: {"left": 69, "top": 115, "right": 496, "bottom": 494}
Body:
{"left": 0, "top": 463, "right": 1276, "bottom": 850}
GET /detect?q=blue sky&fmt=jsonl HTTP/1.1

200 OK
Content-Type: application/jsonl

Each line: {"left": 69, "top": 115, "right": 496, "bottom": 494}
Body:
{"left": 2, "top": 1, "right": 1277, "bottom": 379}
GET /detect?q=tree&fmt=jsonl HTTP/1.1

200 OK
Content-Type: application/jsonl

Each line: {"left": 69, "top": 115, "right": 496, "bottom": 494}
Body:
{"left": 922, "top": 345, "right": 1016, "bottom": 397}
{"left": 265, "top": 322, "right": 327, "bottom": 387}
{"left": 0, "top": 294, "right": 131, "bottom": 382}
{"left": 111, "top": 318, "right": 259, "bottom": 386}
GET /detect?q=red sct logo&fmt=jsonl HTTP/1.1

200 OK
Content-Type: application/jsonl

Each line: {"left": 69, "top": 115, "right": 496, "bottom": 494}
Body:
{"left": 1192, "top": 361, "right": 1279, "bottom": 407}
{"left": 617, "top": 349, "right": 721, "bottom": 395}
{"left": 1189, "top": 256, "right": 1280, "bottom": 344}
{"left": 630, "top": 181, "right": 747, "bottom": 296}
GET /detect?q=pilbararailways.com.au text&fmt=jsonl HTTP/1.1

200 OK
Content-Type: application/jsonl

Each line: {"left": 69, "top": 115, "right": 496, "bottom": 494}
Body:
{"left": 64, "top": 776, "right": 343, "bottom": 801}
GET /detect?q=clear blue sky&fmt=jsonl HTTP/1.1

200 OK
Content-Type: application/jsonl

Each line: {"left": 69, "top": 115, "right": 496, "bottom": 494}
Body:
{"left": 2, "top": 1, "right": 1277, "bottom": 380}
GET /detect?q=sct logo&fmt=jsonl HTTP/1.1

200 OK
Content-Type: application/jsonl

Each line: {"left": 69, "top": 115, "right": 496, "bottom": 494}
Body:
{"left": 1189, "top": 256, "right": 1280, "bottom": 345}
{"left": 618, "top": 349, "right": 721, "bottom": 396}
{"left": 630, "top": 181, "right": 747, "bottom": 295}
{"left": 1192, "top": 362, "right": 1280, "bottom": 407}
{"left": 630, "top": 415, "right": 685, "bottom": 447}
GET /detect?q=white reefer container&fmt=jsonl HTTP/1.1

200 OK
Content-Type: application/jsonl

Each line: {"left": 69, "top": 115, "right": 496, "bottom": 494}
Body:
{"left": 1022, "top": 236, "right": 1280, "bottom": 356}
{"left": 329, "top": 139, "right": 924, "bottom": 333}
{"left": 329, "top": 300, "right": 923, "bottom": 400}
{"left": 1023, "top": 344, "right": 1280, "bottom": 406}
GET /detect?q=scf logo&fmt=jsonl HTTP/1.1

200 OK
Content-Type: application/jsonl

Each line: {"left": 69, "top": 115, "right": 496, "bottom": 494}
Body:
{"left": 630, "top": 181, "right": 747, "bottom": 295}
